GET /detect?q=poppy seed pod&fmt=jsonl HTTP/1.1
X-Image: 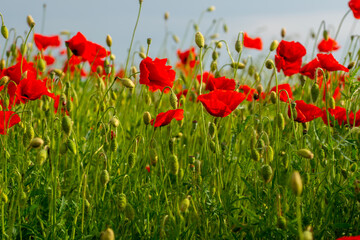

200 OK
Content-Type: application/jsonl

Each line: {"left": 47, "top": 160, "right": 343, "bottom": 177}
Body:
{"left": 195, "top": 32, "right": 205, "bottom": 48}
{"left": 120, "top": 78, "right": 135, "bottom": 89}
{"left": 100, "top": 169, "right": 110, "bottom": 186}
{"left": 169, "top": 154, "right": 179, "bottom": 175}
{"left": 26, "top": 15, "right": 35, "bottom": 28}
{"left": 170, "top": 91, "right": 178, "bottom": 109}
{"left": 30, "top": 137, "right": 44, "bottom": 149}
{"left": 62, "top": 116, "right": 72, "bottom": 136}
{"left": 270, "top": 40, "right": 279, "bottom": 51}
{"left": 297, "top": 149, "right": 314, "bottom": 159}
{"left": 124, "top": 203, "right": 135, "bottom": 220}
{"left": 147, "top": 38, "right": 152, "bottom": 45}
{"left": 265, "top": 59, "right": 274, "bottom": 69}
{"left": 118, "top": 193, "right": 127, "bottom": 211}
{"left": 180, "top": 197, "right": 190, "bottom": 213}
{"left": 261, "top": 164, "right": 273, "bottom": 183}
{"left": 106, "top": 34, "right": 112, "bottom": 47}
{"left": 290, "top": 171, "right": 303, "bottom": 196}
{"left": 1, "top": 25, "right": 8, "bottom": 39}
{"left": 311, "top": 83, "right": 320, "bottom": 102}
{"left": 143, "top": 111, "right": 151, "bottom": 125}
{"left": 100, "top": 228, "right": 115, "bottom": 240}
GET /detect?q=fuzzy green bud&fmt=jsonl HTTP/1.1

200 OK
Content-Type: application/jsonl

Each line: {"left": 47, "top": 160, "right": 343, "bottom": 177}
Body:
{"left": 169, "top": 154, "right": 179, "bottom": 175}
{"left": 277, "top": 216, "right": 287, "bottom": 229}
{"left": 110, "top": 139, "right": 117, "bottom": 152}
{"left": 251, "top": 148, "right": 260, "bottom": 161}
{"left": 261, "top": 164, "right": 273, "bottom": 183}
{"left": 118, "top": 193, "right": 127, "bottom": 211}
{"left": 290, "top": 171, "right": 303, "bottom": 196}
{"left": 62, "top": 116, "right": 72, "bottom": 136}
{"left": 210, "top": 60, "right": 217, "bottom": 72}
{"left": 265, "top": 59, "right": 274, "bottom": 69}
{"left": 106, "top": 34, "right": 112, "bottom": 47}
{"left": 172, "top": 34, "right": 180, "bottom": 43}
{"left": 323, "top": 30, "right": 329, "bottom": 41}
{"left": 0, "top": 59, "right": 5, "bottom": 70}
{"left": 27, "top": 15, "right": 35, "bottom": 28}
{"left": 327, "top": 96, "right": 335, "bottom": 109}
{"left": 231, "top": 62, "right": 245, "bottom": 69}
{"left": 124, "top": 203, "right": 135, "bottom": 221}
{"left": 195, "top": 32, "right": 205, "bottom": 48}
{"left": 100, "top": 169, "right": 110, "bottom": 186}
{"left": 208, "top": 122, "right": 216, "bottom": 139}
{"left": 128, "top": 152, "right": 136, "bottom": 168}
{"left": 235, "top": 40, "right": 242, "bottom": 53}
{"left": 120, "top": 78, "right": 135, "bottom": 89}
{"left": 297, "top": 149, "right": 314, "bottom": 159}
{"left": 311, "top": 83, "right": 320, "bottom": 102}
{"left": 143, "top": 111, "right": 151, "bottom": 126}
{"left": 67, "top": 139, "right": 77, "bottom": 155}
{"left": 100, "top": 228, "right": 115, "bottom": 240}
{"left": 30, "top": 137, "right": 44, "bottom": 149}
{"left": 207, "top": 6, "right": 215, "bottom": 12}
{"left": 266, "top": 146, "right": 274, "bottom": 163}
{"left": 110, "top": 116, "right": 120, "bottom": 128}
{"left": 36, "top": 148, "right": 48, "bottom": 165}
{"left": 1, "top": 25, "right": 8, "bottom": 39}
{"left": 170, "top": 91, "right": 178, "bottom": 109}
{"left": 179, "top": 197, "right": 190, "bottom": 213}
{"left": 270, "top": 40, "right": 279, "bottom": 51}
{"left": 270, "top": 91, "right": 277, "bottom": 104}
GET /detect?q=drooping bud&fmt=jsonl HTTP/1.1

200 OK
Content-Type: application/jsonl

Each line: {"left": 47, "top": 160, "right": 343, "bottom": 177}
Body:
{"left": 1, "top": 25, "right": 8, "bottom": 39}
{"left": 0, "top": 59, "right": 5, "bottom": 70}
{"left": 67, "top": 139, "right": 77, "bottom": 155}
{"left": 172, "top": 34, "right": 180, "bottom": 43}
{"left": 311, "top": 83, "right": 320, "bottom": 102}
{"left": 231, "top": 62, "right": 245, "bottom": 69}
{"left": 106, "top": 34, "right": 112, "bottom": 47}
{"left": 118, "top": 193, "right": 127, "bottom": 211}
{"left": 251, "top": 149, "right": 260, "bottom": 161}
{"left": 327, "top": 96, "right": 335, "bottom": 109}
{"left": 170, "top": 91, "right": 178, "bottom": 109}
{"left": 36, "top": 148, "right": 48, "bottom": 165}
{"left": 270, "top": 40, "right": 279, "bottom": 51}
{"left": 100, "top": 228, "right": 115, "bottom": 240}
{"left": 195, "top": 32, "right": 205, "bottom": 48}
{"left": 323, "top": 30, "right": 329, "bottom": 41}
{"left": 124, "top": 203, "right": 135, "bottom": 220}
{"left": 30, "top": 137, "right": 44, "bottom": 149}
{"left": 110, "top": 116, "right": 120, "bottom": 128}
{"left": 0, "top": 76, "right": 9, "bottom": 87}
{"left": 120, "top": 78, "right": 135, "bottom": 89}
{"left": 266, "top": 146, "right": 274, "bottom": 163}
{"left": 223, "top": 24, "right": 228, "bottom": 33}
{"left": 169, "top": 154, "right": 179, "bottom": 175}
{"left": 256, "top": 84, "right": 263, "bottom": 95}
{"left": 62, "top": 116, "right": 72, "bottom": 136}
{"left": 26, "top": 15, "right": 35, "bottom": 28}
{"left": 164, "top": 12, "right": 169, "bottom": 21}
{"left": 179, "top": 197, "right": 190, "bottom": 213}
{"left": 270, "top": 91, "right": 277, "bottom": 104}
{"left": 210, "top": 60, "right": 217, "bottom": 72}
{"left": 348, "top": 61, "right": 356, "bottom": 69}
{"left": 235, "top": 40, "right": 242, "bottom": 53}
{"left": 265, "top": 59, "right": 274, "bottom": 69}
{"left": 290, "top": 171, "right": 303, "bottom": 196}
{"left": 37, "top": 58, "right": 46, "bottom": 72}
{"left": 128, "top": 152, "right": 137, "bottom": 168}
{"left": 100, "top": 169, "right": 110, "bottom": 186}
{"left": 207, "top": 6, "right": 215, "bottom": 12}
{"left": 261, "top": 164, "right": 273, "bottom": 183}
{"left": 281, "top": 28, "right": 286, "bottom": 38}
{"left": 297, "top": 149, "right": 314, "bottom": 159}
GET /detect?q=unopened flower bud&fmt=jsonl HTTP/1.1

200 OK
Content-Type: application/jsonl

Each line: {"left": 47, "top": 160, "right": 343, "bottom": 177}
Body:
{"left": 170, "top": 91, "right": 178, "bottom": 109}
{"left": 37, "top": 58, "right": 46, "bottom": 72}
{"left": 290, "top": 171, "right": 303, "bottom": 196}
{"left": 210, "top": 61, "right": 217, "bottom": 72}
{"left": 110, "top": 53, "right": 116, "bottom": 61}
{"left": 270, "top": 91, "right": 277, "bottom": 104}
{"left": 37, "top": 148, "right": 48, "bottom": 165}
{"left": 235, "top": 40, "right": 242, "bottom": 53}
{"left": 216, "top": 41, "right": 222, "bottom": 48}
{"left": 0, "top": 59, "right": 5, "bottom": 70}
{"left": 128, "top": 152, "right": 137, "bottom": 168}
{"left": 303, "top": 230, "right": 313, "bottom": 240}
{"left": 256, "top": 84, "right": 263, "bottom": 95}
{"left": 67, "top": 139, "right": 77, "bottom": 155}
{"left": 207, "top": 6, "right": 215, "bottom": 12}
{"left": 172, "top": 34, "right": 180, "bottom": 43}
{"left": 311, "top": 83, "right": 320, "bottom": 102}
{"left": 231, "top": 62, "right": 245, "bottom": 69}
{"left": 297, "top": 149, "right": 314, "bottom": 159}
{"left": 169, "top": 154, "right": 179, "bottom": 175}
{"left": 62, "top": 116, "right": 72, "bottom": 136}
{"left": 195, "top": 32, "right": 205, "bottom": 48}
{"left": 277, "top": 216, "right": 287, "bottom": 229}
{"left": 265, "top": 59, "right": 274, "bottom": 69}
{"left": 323, "top": 30, "right": 329, "bottom": 41}
{"left": 100, "top": 228, "right": 115, "bottom": 240}
{"left": 26, "top": 15, "right": 35, "bottom": 28}
{"left": 139, "top": 52, "right": 146, "bottom": 59}
{"left": 327, "top": 96, "right": 335, "bottom": 109}
{"left": 251, "top": 149, "right": 260, "bottom": 161}
{"left": 147, "top": 38, "right": 152, "bottom": 45}
{"left": 1, "top": 25, "right": 8, "bottom": 39}
{"left": 223, "top": 24, "right": 228, "bottom": 33}
{"left": 179, "top": 197, "right": 190, "bottom": 213}
{"left": 0, "top": 76, "right": 9, "bottom": 86}
{"left": 118, "top": 193, "right": 127, "bottom": 211}
{"left": 110, "top": 116, "right": 120, "bottom": 128}
{"left": 124, "top": 203, "right": 135, "bottom": 220}
{"left": 212, "top": 51, "right": 218, "bottom": 61}
{"left": 281, "top": 28, "right": 286, "bottom": 38}
{"left": 208, "top": 122, "right": 216, "bottom": 139}
{"left": 120, "top": 78, "right": 135, "bottom": 89}
{"left": 30, "top": 137, "right": 44, "bottom": 148}
{"left": 100, "top": 169, "right": 110, "bottom": 186}
{"left": 270, "top": 40, "right": 279, "bottom": 51}
{"left": 164, "top": 11, "right": 169, "bottom": 21}
{"left": 143, "top": 111, "right": 151, "bottom": 125}
{"left": 106, "top": 34, "right": 112, "bottom": 47}
{"left": 261, "top": 164, "right": 273, "bottom": 183}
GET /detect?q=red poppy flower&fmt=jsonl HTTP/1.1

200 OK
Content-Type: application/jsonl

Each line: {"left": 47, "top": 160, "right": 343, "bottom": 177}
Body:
{"left": 206, "top": 76, "right": 235, "bottom": 91}
{"left": 65, "top": 32, "right": 87, "bottom": 57}
{"left": 243, "top": 32, "right": 262, "bottom": 50}
{"left": 238, "top": 85, "right": 258, "bottom": 101}
{"left": 318, "top": 37, "right": 340, "bottom": 52}
{"left": 15, "top": 76, "right": 55, "bottom": 104}
{"left": 288, "top": 100, "right": 323, "bottom": 123}
{"left": 145, "top": 165, "right": 151, "bottom": 173}
{"left": 317, "top": 53, "right": 349, "bottom": 72}
{"left": 275, "top": 40, "right": 306, "bottom": 76}
{"left": 150, "top": 109, "right": 184, "bottom": 127}
{"left": 197, "top": 90, "right": 246, "bottom": 117}
{"left": 63, "top": 55, "right": 87, "bottom": 77}
{"left": 322, "top": 106, "right": 360, "bottom": 127}
{"left": 177, "top": 47, "right": 196, "bottom": 65}
{"left": 82, "top": 41, "right": 109, "bottom": 63}
{"left": 34, "top": 55, "right": 56, "bottom": 66}
{"left": 300, "top": 58, "right": 321, "bottom": 79}
{"left": 0, "top": 111, "right": 21, "bottom": 135}
{"left": 139, "top": 57, "right": 176, "bottom": 92}
{"left": 349, "top": 0, "right": 360, "bottom": 19}
{"left": 337, "top": 235, "right": 360, "bottom": 240}
{"left": 270, "top": 83, "right": 293, "bottom": 102}
{"left": 34, "top": 33, "right": 61, "bottom": 51}
{"left": 197, "top": 72, "right": 214, "bottom": 84}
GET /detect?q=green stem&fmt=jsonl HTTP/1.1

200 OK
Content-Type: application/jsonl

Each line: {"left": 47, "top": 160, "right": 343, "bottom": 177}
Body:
{"left": 334, "top": 9, "right": 351, "bottom": 41}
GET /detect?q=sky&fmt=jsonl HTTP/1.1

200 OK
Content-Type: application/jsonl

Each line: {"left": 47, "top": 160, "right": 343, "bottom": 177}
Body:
{"left": 0, "top": 0, "right": 357, "bottom": 67}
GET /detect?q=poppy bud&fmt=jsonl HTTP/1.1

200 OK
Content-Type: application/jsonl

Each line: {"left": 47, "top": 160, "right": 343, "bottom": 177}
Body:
{"left": 120, "top": 78, "right": 135, "bottom": 89}
{"left": 235, "top": 40, "right": 242, "bottom": 53}
{"left": 100, "top": 169, "right": 110, "bottom": 186}
{"left": 172, "top": 34, "right": 180, "bottom": 43}
{"left": 290, "top": 171, "right": 303, "bottom": 196}
{"left": 261, "top": 164, "right": 273, "bottom": 183}
{"left": 128, "top": 152, "right": 136, "bottom": 168}
{"left": 110, "top": 116, "right": 120, "bottom": 128}
{"left": 169, "top": 154, "right": 179, "bottom": 175}
{"left": 124, "top": 203, "right": 135, "bottom": 220}
{"left": 143, "top": 111, "right": 151, "bottom": 125}
{"left": 270, "top": 40, "right": 279, "bottom": 52}
{"left": 37, "top": 58, "right": 46, "bottom": 72}
{"left": 303, "top": 230, "right": 313, "bottom": 240}
{"left": 348, "top": 61, "right": 356, "bottom": 69}
{"left": 277, "top": 216, "right": 287, "bottom": 229}
{"left": 20, "top": 43, "right": 27, "bottom": 55}
{"left": 297, "top": 149, "right": 314, "bottom": 159}
{"left": 281, "top": 28, "right": 286, "bottom": 38}
{"left": 212, "top": 51, "right": 218, "bottom": 61}
{"left": 110, "top": 139, "right": 117, "bottom": 152}
{"left": 247, "top": 65, "right": 255, "bottom": 76}
{"left": 164, "top": 11, "right": 169, "bottom": 21}
{"left": 251, "top": 149, "right": 260, "bottom": 161}
{"left": 62, "top": 116, "right": 72, "bottom": 136}
{"left": 210, "top": 33, "right": 219, "bottom": 40}
{"left": 311, "top": 83, "right": 320, "bottom": 102}
{"left": 210, "top": 60, "right": 217, "bottom": 72}
{"left": 30, "top": 137, "right": 44, "bottom": 149}
{"left": 208, "top": 122, "right": 216, "bottom": 139}
{"left": 327, "top": 96, "right": 335, "bottom": 109}
{"left": 36, "top": 148, "right": 48, "bottom": 165}
{"left": 60, "top": 142, "right": 68, "bottom": 154}
{"left": 118, "top": 193, "right": 127, "bottom": 211}
{"left": 1, "top": 25, "right": 8, "bottom": 39}
{"left": 323, "top": 30, "right": 329, "bottom": 41}
{"left": 265, "top": 59, "right": 274, "bottom": 69}
{"left": 26, "top": 15, "right": 35, "bottom": 28}
{"left": 254, "top": 72, "right": 260, "bottom": 82}
{"left": 270, "top": 91, "right": 277, "bottom": 104}
{"left": 266, "top": 146, "right": 274, "bottom": 163}
{"left": 223, "top": 23, "right": 228, "bottom": 33}
{"left": 100, "top": 228, "right": 115, "bottom": 240}
{"left": 195, "top": 32, "right": 205, "bottom": 48}
{"left": 0, "top": 76, "right": 9, "bottom": 87}
{"left": 207, "top": 6, "right": 215, "bottom": 12}
{"left": 0, "top": 59, "right": 5, "bottom": 70}
{"left": 144, "top": 92, "right": 152, "bottom": 105}
{"left": 276, "top": 113, "right": 285, "bottom": 130}
{"left": 169, "top": 138, "right": 176, "bottom": 154}
{"left": 179, "top": 197, "right": 190, "bottom": 213}
{"left": 231, "top": 62, "right": 245, "bottom": 69}
{"left": 150, "top": 148, "right": 158, "bottom": 166}
{"left": 170, "top": 91, "right": 178, "bottom": 109}
{"left": 256, "top": 84, "right": 263, "bottom": 95}
{"left": 67, "top": 139, "right": 77, "bottom": 155}
{"left": 106, "top": 34, "right": 112, "bottom": 47}
{"left": 110, "top": 53, "right": 116, "bottom": 61}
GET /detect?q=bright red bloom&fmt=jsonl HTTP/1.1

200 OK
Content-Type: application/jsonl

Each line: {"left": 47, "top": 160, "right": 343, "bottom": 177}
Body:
{"left": 206, "top": 76, "right": 235, "bottom": 91}
{"left": 150, "top": 109, "right": 184, "bottom": 127}
{"left": 270, "top": 83, "right": 293, "bottom": 102}
{"left": 63, "top": 55, "right": 87, "bottom": 77}
{"left": 15, "top": 76, "right": 55, "bottom": 104}
{"left": 197, "top": 90, "right": 246, "bottom": 117}
{"left": 139, "top": 57, "right": 176, "bottom": 92}
{"left": 0, "top": 111, "right": 21, "bottom": 135}
{"left": 177, "top": 47, "right": 196, "bottom": 65}
{"left": 317, "top": 53, "right": 349, "bottom": 72}
{"left": 322, "top": 106, "right": 360, "bottom": 127}
{"left": 243, "top": 32, "right": 262, "bottom": 50}
{"left": 275, "top": 40, "right": 306, "bottom": 76}
{"left": 145, "top": 165, "right": 150, "bottom": 173}
{"left": 318, "top": 37, "right": 340, "bottom": 52}
{"left": 238, "top": 85, "right": 258, "bottom": 101}
{"left": 288, "top": 100, "right": 322, "bottom": 123}
{"left": 349, "top": 0, "right": 360, "bottom": 19}
{"left": 300, "top": 58, "right": 321, "bottom": 79}
{"left": 65, "top": 32, "right": 87, "bottom": 57}
{"left": 197, "top": 72, "right": 214, "bottom": 84}
{"left": 337, "top": 235, "right": 360, "bottom": 240}
{"left": 34, "top": 33, "right": 61, "bottom": 51}
{"left": 82, "top": 41, "right": 109, "bottom": 63}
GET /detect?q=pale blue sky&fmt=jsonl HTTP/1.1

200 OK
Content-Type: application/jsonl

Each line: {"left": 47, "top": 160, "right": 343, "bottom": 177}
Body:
{"left": 0, "top": 0, "right": 356, "bottom": 67}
